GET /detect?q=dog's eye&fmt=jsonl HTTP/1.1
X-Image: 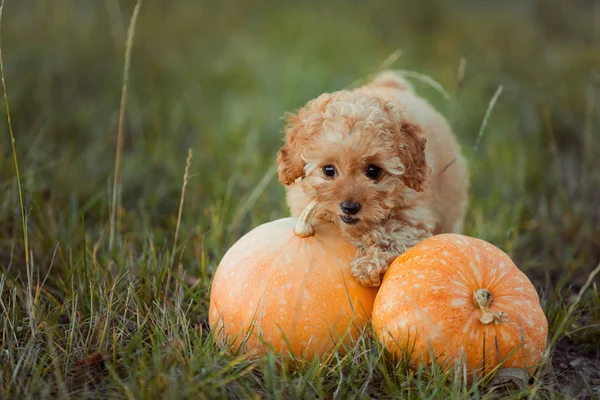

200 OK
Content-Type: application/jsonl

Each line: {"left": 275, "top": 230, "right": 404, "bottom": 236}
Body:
{"left": 322, "top": 165, "right": 336, "bottom": 177}
{"left": 366, "top": 164, "right": 382, "bottom": 180}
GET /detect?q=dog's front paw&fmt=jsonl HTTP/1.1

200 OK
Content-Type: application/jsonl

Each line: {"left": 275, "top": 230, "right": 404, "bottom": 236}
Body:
{"left": 350, "top": 256, "right": 387, "bottom": 287}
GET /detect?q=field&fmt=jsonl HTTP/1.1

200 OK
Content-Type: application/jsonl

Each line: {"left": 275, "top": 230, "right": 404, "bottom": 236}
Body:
{"left": 1, "top": 0, "right": 599, "bottom": 398}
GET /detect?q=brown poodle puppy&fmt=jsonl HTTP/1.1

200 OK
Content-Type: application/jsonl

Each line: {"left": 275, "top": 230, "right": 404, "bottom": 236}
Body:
{"left": 276, "top": 70, "right": 469, "bottom": 287}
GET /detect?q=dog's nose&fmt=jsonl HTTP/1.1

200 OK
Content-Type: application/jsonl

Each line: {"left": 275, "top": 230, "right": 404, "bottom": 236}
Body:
{"left": 340, "top": 201, "right": 361, "bottom": 215}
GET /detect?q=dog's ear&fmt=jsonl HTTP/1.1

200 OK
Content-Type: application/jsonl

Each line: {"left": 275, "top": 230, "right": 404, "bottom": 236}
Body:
{"left": 277, "top": 94, "right": 333, "bottom": 186}
{"left": 276, "top": 113, "right": 306, "bottom": 186}
{"left": 396, "top": 120, "right": 430, "bottom": 192}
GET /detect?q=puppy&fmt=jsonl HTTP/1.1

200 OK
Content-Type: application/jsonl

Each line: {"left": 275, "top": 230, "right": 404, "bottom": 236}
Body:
{"left": 276, "top": 70, "right": 469, "bottom": 287}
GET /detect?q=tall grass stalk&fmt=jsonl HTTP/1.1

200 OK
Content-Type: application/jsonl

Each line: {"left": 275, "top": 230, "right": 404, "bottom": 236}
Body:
{"left": 109, "top": 0, "right": 141, "bottom": 251}
{"left": 473, "top": 85, "right": 503, "bottom": 152}
{"left": 0, "top": 0, "right": 28, "bottom": 266}
{"left": 171, "top": 148, "right": 193, "bottom": 267}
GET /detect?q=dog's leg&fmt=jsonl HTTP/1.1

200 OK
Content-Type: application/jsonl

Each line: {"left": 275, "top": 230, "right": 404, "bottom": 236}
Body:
{"left": 349, "top": 218, "right": 432, "bottom": 287}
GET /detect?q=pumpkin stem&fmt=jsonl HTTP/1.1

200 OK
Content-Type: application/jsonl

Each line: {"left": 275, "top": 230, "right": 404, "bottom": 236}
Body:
{"left": 473, "top": 289, "right": 509, "bottom": 325}
{"left": 294, "top": 200, "right": 321, "bottom": 237}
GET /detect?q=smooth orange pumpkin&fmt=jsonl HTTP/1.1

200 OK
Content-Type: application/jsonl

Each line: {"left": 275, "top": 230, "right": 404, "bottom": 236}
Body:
{"left": 372, "top": 233, "right": 548, "bottom": 377}
{"left": 209, "top": 201, "right": 378, "bottom": 359}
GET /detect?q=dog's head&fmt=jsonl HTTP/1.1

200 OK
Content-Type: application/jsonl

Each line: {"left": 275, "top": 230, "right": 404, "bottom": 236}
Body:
{"left": 276, "top": 90, "right": 430, "bottom": 234}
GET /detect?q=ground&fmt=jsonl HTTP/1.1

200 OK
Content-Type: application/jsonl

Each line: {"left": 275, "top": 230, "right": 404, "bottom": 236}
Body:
{"left": 1, "top": 0, "right": 599, "bottom": 398}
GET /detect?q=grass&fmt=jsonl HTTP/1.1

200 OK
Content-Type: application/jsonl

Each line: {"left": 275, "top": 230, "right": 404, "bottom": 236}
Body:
{"left": 1, "top": 0, "right": 599, "bottom": 398}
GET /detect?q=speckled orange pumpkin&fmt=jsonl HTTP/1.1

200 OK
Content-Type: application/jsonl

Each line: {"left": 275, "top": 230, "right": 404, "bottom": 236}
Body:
{"left": 209, "top": 201, "right": 378, "bottom": 359}
{"left": 372, "top": 233, "right": 548, "bottom": 376}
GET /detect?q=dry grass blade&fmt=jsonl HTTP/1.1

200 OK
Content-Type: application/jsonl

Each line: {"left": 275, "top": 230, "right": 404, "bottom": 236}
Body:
{"left": 109, "top": 0, "right": 141, "bottom": 250}
{"left": 392, "top": 69, "right": 453, "bottom": 102}
{"left": 473, "top": 85, "right": 503, "bottom": 152}
{"left": 456, "top": 58, "right": 467, "bottom": 89}
{"left": 171, "top": 148, "right": 193, "bottom": 266}
{"left": 551, "top": 262, "right": 600, "bottom": 346}
{"left": 0, "top": 0, "right": 28, "bottom": 266}
{"left": 230, "top": 163, "right": 277, "bottom": 229}
{"left": 346, "top": 48, "right": 403, "bottom": 89}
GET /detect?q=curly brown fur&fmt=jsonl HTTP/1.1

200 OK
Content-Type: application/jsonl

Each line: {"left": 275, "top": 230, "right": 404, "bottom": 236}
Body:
{"left": 276, "top": 70, "right": 469, "bottom": 286}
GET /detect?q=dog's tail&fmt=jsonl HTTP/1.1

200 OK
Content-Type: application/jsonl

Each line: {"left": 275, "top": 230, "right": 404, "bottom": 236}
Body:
{"left": 368, "top": 70, "right": 414, "bottom": 93}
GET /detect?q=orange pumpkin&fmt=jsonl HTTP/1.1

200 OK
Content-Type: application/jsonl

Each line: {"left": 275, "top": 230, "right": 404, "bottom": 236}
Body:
{"left": 209, "top": 201, "right": 378, "bottom": 359}
{"left": 372, "top": 233, "right": 547, "bottom": 377}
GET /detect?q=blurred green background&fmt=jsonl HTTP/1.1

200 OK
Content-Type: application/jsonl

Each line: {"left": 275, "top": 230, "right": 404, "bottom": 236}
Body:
{"left": 0, "top": 0, "right": 599, "bottom": 396}
{"left": 2, "top": 0, "right": 598, "bottom": 278}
